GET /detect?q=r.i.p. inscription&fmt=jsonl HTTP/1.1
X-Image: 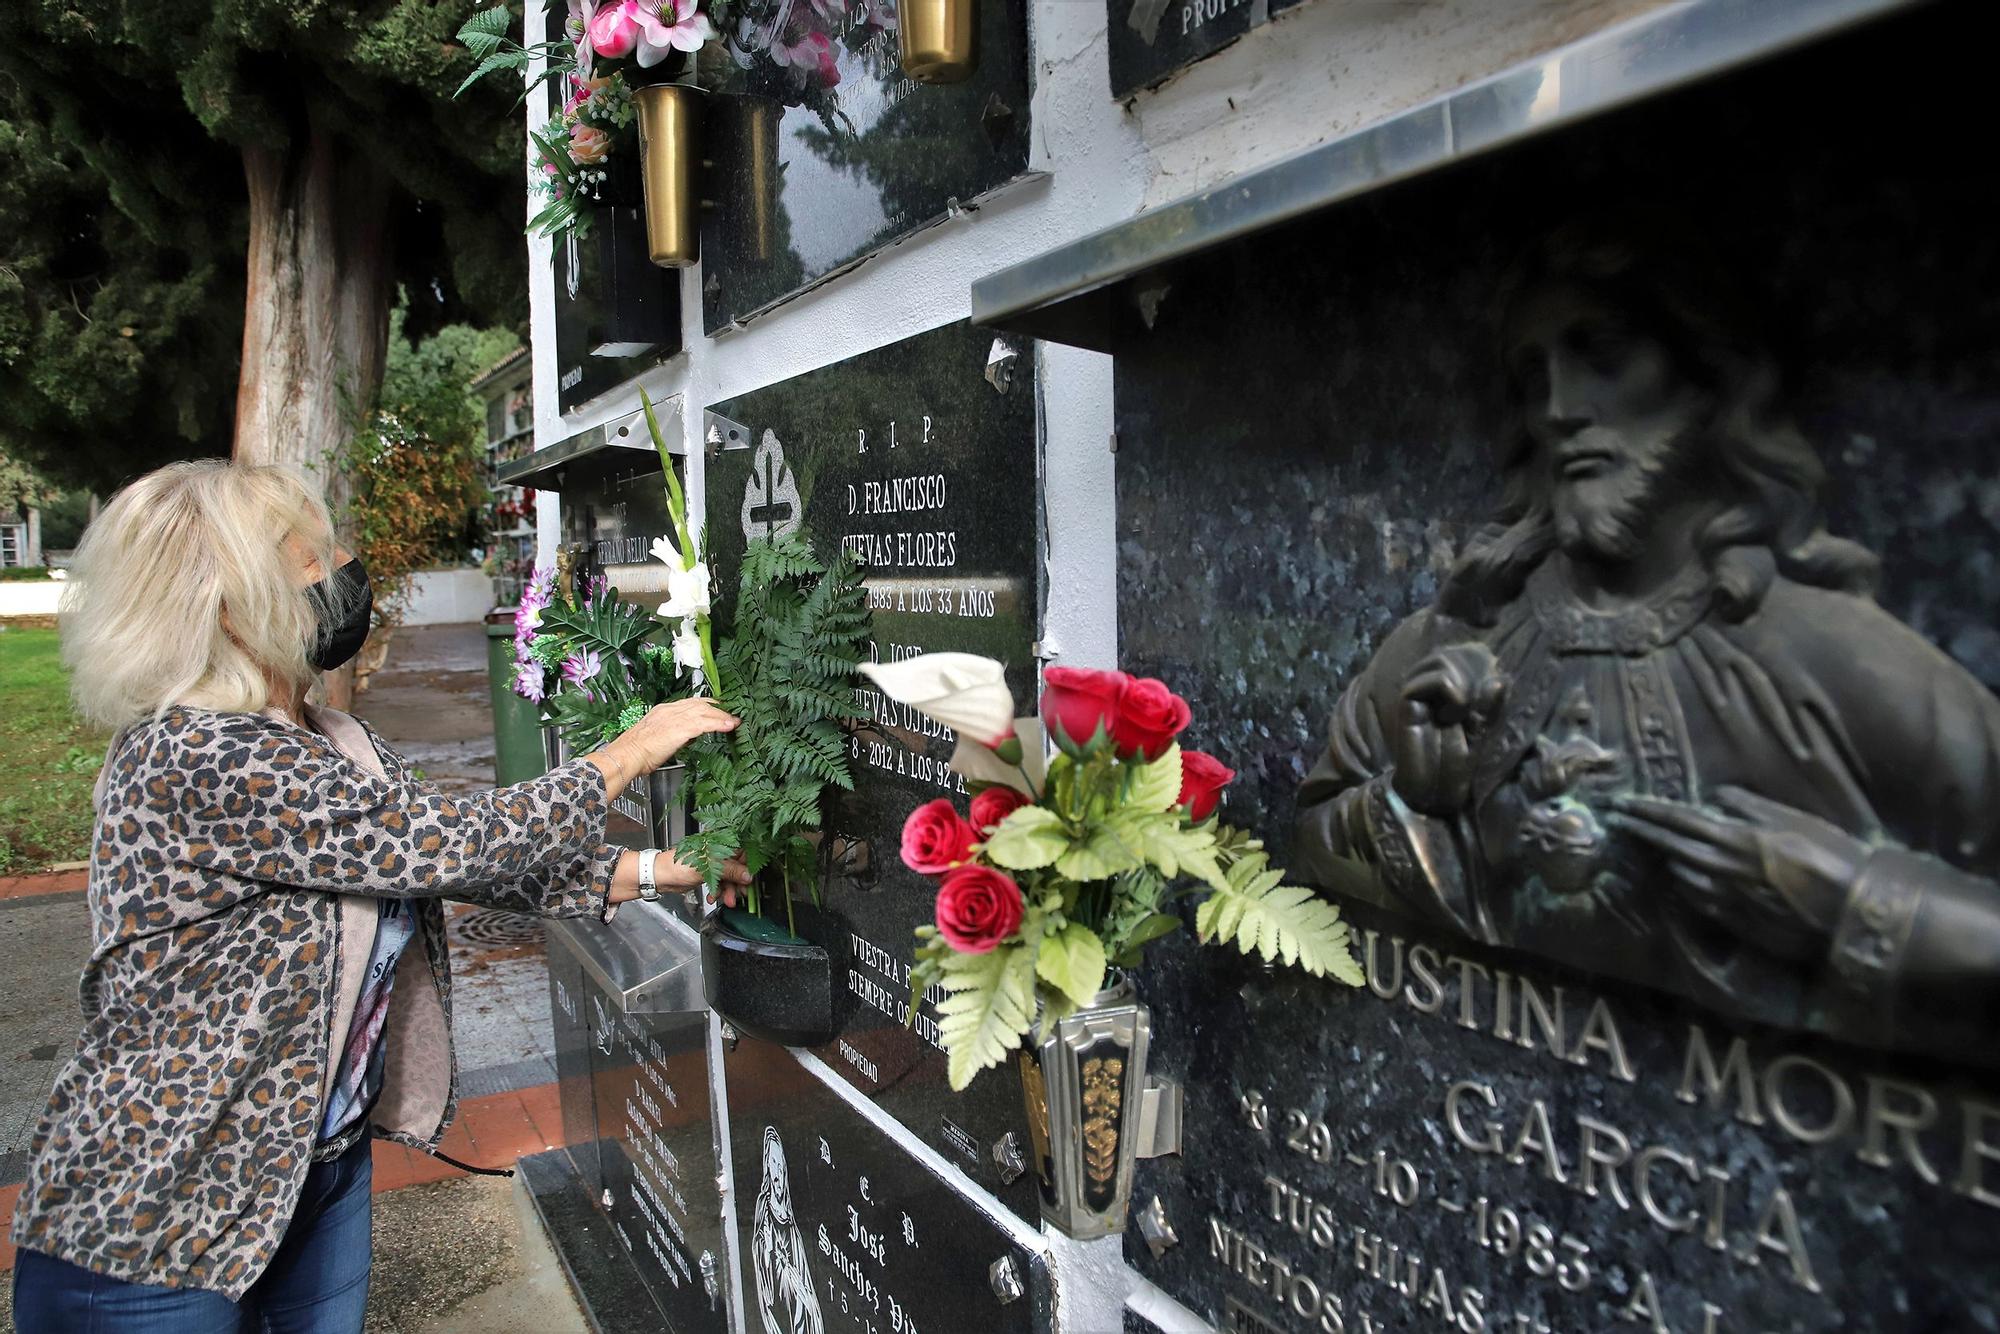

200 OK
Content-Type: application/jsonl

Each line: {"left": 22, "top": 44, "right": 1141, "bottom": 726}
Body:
{"left": 703, "top": 320, "right": 1042, "bottom": 1220}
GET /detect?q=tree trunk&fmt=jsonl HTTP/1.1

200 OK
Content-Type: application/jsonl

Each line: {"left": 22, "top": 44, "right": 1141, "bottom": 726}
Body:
{"left": 234, "top": 123, "right": 393, "bottom": 482}
{"left": 234, "top": 121, "right": 395, "bottom": 709}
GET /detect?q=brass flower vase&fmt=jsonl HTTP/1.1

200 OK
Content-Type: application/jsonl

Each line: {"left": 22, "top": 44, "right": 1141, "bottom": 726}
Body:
{"left": 633, "top": 83, "right": 703, "bottom": 268}
{"left": 900, "top": 0, "right": 978, "bottom": 84}
{"left": 1017, "top": 975, "right": 1150, "bottom": 1239}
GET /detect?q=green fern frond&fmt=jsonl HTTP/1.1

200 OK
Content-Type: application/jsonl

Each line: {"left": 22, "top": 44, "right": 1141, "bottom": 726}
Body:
{"left": 936, "top": 943, "right": 1038, "bottom": 1091}
{"left": 1194, "top": 844, "right": 1363, "bottom": 984}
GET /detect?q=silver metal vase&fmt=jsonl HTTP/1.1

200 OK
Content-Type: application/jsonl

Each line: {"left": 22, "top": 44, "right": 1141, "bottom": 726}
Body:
{"left": 1017, "top": 975, "right": 1151, "bottom": 1239}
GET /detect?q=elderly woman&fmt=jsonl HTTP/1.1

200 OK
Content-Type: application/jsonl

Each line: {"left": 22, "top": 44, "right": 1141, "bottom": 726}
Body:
{"left": 9, "top": 460, "right": 747, "bottom": 1332}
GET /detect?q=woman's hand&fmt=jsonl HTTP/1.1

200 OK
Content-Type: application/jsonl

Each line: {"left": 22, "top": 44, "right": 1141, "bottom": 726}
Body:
{"left": 607, "top": 847, "right": 754, "bottom": 905}
{"left": 588, "top": 699, "right": 739, "bottom": 792}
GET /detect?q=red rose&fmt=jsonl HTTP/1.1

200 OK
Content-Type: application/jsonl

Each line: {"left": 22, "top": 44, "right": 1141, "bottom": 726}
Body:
{"left": 900, "top": 798, "right": 978, "bottom": 875}
{"left": 935, "top": 865, "right": 1024, "bottom": 954}
{"left": 969, "top": 787, "right": 1030, "bottom": 833}
{"left": 1041, "top": 666, "right": 1131, "bottom": 750}
{"left": 1177, "top": 750, "right": 1236, "bottom": 822}
{"left": 1112, "top": 676, "right": 1192, "bottom": 762}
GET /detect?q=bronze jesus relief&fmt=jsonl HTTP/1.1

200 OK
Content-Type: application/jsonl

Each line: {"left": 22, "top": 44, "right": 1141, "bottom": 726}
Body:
{"left": 1293, "top": 232, "right": 2000, "bottom": 1065}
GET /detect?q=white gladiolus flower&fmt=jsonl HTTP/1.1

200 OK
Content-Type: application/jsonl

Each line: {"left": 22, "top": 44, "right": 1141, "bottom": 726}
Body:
{"left": 672, "top": 618, "right": 705, "bottom": 672}
{"left": 650, "top": 534, "right": 682, "bottom": 568}
{"left": 858, "top": 652, "right": 1015, "bottom": 747}
{"left": 658, "top": 560, "right": 711, "bottom": 620}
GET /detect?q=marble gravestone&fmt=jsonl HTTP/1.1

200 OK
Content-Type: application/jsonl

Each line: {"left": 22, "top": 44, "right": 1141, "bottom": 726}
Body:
{"left": 699, "top": 1, "right": 1033, "bottom": 331}
{"left": 547, "top": 952, "right": 726, "bottom": 1330}
{"left": 1108, "top": 20, "right": 2000, "bottom": 1334}
{"left": 723, "top": 1037, "right": 1052, "bottom": 1334}
{"left": 702, "top": 320, "right": 1045, "bottom": 1222}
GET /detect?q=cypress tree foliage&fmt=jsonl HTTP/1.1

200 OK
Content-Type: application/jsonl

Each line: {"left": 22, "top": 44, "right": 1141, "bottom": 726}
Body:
{"left": 677, "top": 532, "right": 871, "bottom": 919}
{"left": 0, "top": 2, "right": 527, "bottom": 492}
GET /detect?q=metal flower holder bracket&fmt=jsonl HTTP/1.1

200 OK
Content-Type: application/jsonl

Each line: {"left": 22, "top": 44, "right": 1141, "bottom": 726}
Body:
{"left": 1018, "top": 978, "right": 1183, "bottom": 1241}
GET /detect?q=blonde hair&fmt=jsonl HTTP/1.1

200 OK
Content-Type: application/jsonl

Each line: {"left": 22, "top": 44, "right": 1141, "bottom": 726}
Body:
{"left": 61, "top": 460, "right": 353, "bottom": 729}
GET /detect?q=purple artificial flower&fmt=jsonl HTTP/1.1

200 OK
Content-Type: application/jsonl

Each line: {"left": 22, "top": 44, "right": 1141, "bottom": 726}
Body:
{"left": 514, "top": 660, "right": 548, "bottom": 703}
{"left": 516, "top": 565, "right": 556, "bottom": 665}
{"left": 562, "top": 649, "right": 603, "bottom": 701}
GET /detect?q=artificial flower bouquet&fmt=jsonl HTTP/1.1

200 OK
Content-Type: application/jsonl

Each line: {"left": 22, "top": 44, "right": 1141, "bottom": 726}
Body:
{"left": 860, "top": 654, "right": 1364, "bottom": 1089}
{"left": 457, "top": 2, "right": 737, "bottom": 239}
{"left": 510, "top": 395, "right": 712, "bottom": 749}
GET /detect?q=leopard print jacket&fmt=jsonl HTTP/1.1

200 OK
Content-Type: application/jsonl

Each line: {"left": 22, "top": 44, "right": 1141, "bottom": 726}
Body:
{"left": 9, "top": 705, "right": 620, "bottom": 1300}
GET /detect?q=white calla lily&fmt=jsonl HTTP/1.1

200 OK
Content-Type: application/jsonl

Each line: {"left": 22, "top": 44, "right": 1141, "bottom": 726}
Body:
{"left": 858, "top": 652, "right": 1016, "bottom": 747}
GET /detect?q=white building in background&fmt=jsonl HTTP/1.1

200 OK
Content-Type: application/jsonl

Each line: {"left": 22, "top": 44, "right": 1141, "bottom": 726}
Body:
{"left": 0, "top": 506, "right": 41, "bottom": 568}
{"left": 472, "top": 345, "right": 535, "bottom": 606}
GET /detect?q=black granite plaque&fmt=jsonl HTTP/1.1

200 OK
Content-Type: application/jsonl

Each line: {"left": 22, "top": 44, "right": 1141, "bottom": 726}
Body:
{"left": 582, "top": 984, "right": 727, "bottom": 1331}
{"left": 1107, "top": 0, "right": 1259, "bottom": 98}
{"left": 551, "top": 212, "right": 681, "bottom": 415}
{"left": 1110, "top": 16, "right": 2000, "bottom": 1333}
{"left": 545, "top": 73, "right": 680, "bottom": 415}
{"left": 547, "top": 936, "right": 604, "bottom": 1197}
{"left": 723, "top": 1037, "right": 1052, "bottom": 1334}
{"left": 1129, "top": 907, "right": 2000, "bottom": 1333}
{"left": 700, "top": 2, "right": 1033, "bottom": 331}
{"left": 702, "top": 320, "right": 1042, "bottom": 1220}
{"left": 1106, "top": 0, "right": 1357, "bottom": 99}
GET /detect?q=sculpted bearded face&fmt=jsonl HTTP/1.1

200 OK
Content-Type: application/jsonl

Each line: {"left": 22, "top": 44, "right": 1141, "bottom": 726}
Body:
{"left": 1509, "top": 283, "right": 1715, "bottom": 564}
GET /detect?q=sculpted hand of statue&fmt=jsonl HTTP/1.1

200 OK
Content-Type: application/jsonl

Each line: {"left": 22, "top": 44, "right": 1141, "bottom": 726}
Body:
{"left": 1611, "top": 787, "right": 1869, "bottom": 962}
{"left": 1391, "top": 644, "right": 1508, "bottom": 817}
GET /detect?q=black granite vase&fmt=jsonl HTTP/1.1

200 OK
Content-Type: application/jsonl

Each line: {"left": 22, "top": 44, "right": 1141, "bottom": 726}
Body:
{"left": 700, "top": 901, "right": 839, "bottom": 1047}
{"left": 1017, "top": 973, "right": 1151, "bottom": 1239}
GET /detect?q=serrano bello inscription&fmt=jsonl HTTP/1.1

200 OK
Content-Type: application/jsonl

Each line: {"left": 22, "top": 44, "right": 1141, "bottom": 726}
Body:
{"left": 1205, "top": 931, "right": 1998, "bottom": 1334}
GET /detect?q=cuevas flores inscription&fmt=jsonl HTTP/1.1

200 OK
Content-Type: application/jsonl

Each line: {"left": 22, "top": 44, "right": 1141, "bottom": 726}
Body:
{"left": 1193, "top": 927, "right": 1997, "bottom": 1334}
{"left": 704, "top": 321, "right": 1042, "bottom": 1210}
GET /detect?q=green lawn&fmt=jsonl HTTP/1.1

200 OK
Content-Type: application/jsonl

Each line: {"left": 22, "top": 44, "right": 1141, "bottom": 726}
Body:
{"left": 0, "top": 627, "right": 108, "bottom": 874}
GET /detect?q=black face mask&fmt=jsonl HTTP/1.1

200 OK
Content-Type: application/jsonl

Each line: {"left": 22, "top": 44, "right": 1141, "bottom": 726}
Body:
{"left": 307, "top": 557, "right": 374, "bottom": 672}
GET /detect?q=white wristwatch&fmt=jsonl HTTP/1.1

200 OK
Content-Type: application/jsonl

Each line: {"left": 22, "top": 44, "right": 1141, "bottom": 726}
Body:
{"left": 636, "top": 848, "right": 662, "bottom": 901}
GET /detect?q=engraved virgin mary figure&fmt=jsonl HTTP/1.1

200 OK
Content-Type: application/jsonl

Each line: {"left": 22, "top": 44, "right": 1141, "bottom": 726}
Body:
{"left": 752, "top": 1127, "right": 824, "bottom": 1334}
{"left": 1294, "top": 229, "right": 2000, "bottom": 1064}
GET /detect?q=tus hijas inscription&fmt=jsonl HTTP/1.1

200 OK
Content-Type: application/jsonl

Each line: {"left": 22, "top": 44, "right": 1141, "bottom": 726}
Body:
{"left": 1295, "top": 229, "right": 2000, "bottom": 1065}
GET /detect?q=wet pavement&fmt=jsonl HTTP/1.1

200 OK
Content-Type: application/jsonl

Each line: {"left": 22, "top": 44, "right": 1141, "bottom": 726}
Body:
{"left": 354, "top": 622, "right": 558, "bottom": 1097}
{"left": 0, "top": 890, "right": 88, "bottom": 1185}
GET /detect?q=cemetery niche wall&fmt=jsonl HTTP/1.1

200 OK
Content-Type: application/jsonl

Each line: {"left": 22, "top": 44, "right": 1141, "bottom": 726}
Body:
{"left": 699, "top": 0, "right": 1033, "bottom": 330}
{"left": 1080, "top": 14, "right": 2000, "bottom": 1334}
{"left": 544, "top": 82, "right": 680, "bottom": 415}
{"left": 702, "top": 320, "right": 1048, "bottom": 1224}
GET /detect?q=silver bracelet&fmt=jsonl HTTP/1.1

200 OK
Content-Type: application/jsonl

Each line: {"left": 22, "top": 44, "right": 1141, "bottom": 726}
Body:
{"left": 636, "top": 848, "right": 662, "bottom": 901}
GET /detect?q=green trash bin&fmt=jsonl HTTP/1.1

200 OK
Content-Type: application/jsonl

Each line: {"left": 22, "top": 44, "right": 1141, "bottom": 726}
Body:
{"left": 486, "top": 610, "right": 547, "bottom": 785}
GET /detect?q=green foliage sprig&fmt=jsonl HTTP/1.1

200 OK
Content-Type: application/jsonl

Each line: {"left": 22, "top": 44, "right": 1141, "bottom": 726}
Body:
{"left": 912, "top": 743, "right": 1362, "bottom": 1089}
{"left": 529, "top": 584, "right": 683, "bottom": 751}
{"left": 676, "top": 532, "right": 870, "bottom": 927}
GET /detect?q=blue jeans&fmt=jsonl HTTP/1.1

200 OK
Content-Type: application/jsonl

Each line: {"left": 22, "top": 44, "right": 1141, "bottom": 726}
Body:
{"left": 11, "top": 1135, "right": 373, "bottom": 1333}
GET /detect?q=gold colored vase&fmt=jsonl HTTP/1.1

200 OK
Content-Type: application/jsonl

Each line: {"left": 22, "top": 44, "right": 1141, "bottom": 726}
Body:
{"left": 633, "top": 83, "right": 703, "bottom": 268}
{"left": 900, "top": 0, "right": 978, "bottom": 84}
{"left": 740, "top": 97, "right": 782, "bottom": 263}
